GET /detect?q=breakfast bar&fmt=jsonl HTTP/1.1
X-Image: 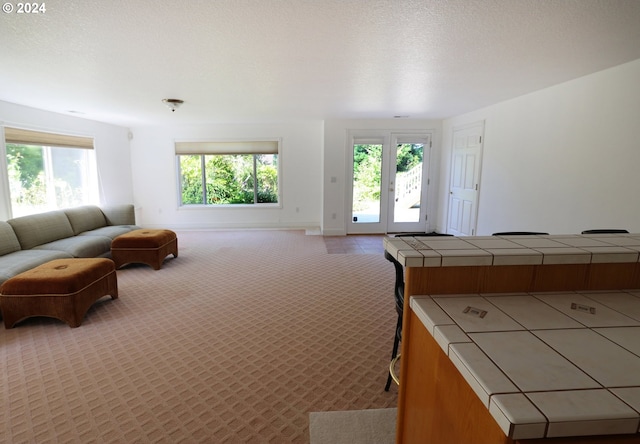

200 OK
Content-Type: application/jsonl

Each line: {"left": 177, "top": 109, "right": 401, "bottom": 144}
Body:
{"left": 383, "top": 233, "right": 640, "bottom": 443}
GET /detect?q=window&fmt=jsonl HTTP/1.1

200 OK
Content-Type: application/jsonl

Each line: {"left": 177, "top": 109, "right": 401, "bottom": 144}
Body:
{"left": 3, "top": 127, "right": 98, "bottom": 217}
{"left": 176, "top": 140, "right": 279, "bottom": 206}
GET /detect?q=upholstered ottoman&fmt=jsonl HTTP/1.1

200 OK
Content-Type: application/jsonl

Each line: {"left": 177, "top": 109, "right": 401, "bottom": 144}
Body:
{"left": 0, "top": 258, "right": 118, "bottom": 328}
{"left": 111, "top": 229, "right": 178, "bottom": 270}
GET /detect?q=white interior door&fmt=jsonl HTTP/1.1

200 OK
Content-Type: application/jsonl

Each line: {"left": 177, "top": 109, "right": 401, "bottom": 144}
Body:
{"left": 347, "top": 131, "right": 430, "bottom": 234}
{"left": 447, "top": 122, "right": 484, "bottom": 236}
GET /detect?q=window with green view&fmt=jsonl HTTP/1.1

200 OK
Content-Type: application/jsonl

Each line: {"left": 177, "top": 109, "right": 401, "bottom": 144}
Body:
{"left": 4, "top": 127, "right": 98, "bottom": 217}
{"left": 176, "top": 140, "right": 279, "bottom": 206}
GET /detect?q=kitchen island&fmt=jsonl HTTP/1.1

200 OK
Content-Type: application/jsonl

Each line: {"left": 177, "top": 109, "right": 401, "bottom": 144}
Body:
{"left": 383, "top": 233, "right": 640, "bottom": 443}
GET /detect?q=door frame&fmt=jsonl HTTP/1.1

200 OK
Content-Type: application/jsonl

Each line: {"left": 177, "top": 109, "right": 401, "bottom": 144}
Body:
{"left": 346, "top": 130, "right": 432, "bottom": 234}
{"left": 446, "top": 121, "right": 485, "bottom": 236}
{"left": 386, "top": 132, "right": 432, "bottom": 233}
{"left": 346, "top": 130, "right": 390, "bottom": 234}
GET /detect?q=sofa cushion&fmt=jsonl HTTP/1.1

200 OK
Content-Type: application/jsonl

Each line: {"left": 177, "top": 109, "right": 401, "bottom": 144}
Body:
{"left": 0, "top": 221, "right": 22, "bottom": 256}
{"left": 8, "top": 211, "right": 75, "bottom": 250}
{"left": 33, "top": 235, "right": 113, "bottom": 258}
{"left": 79, "top": 225, "right": 140, "bottom": 240}
{"left": 64, "top": 205, "right": 107, "bottom": 235}
{"left": 101, "top": 204, "right": 136, "bottom": 226}
{"left": 0, "top": 249, "right": 73, "bottom": 286}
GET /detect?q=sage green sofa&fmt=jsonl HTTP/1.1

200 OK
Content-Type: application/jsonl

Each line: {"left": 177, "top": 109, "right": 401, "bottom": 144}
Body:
{"left": 0, "top": 204, "right": 139, "bottom": 285}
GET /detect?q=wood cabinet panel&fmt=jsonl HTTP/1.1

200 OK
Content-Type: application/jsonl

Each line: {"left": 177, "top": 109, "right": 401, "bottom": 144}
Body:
{"left": 397, "top": 260, "right": 640, "bottom": 443}
{"left": 397, "top": 314, "right": 512, "bottom": 444}
{"left": 404, "top": 266, "right": 483, "bottom": 295}
{"left": 587, "top": 263, "right": 637, "bottom": 290}
{"left": 398, "top": 309, "right": 640, "bottom": 444}
{"left": 481, "top": 265, "right": 535, "bottom": 293}
{"left": 532, "top": 264, "right": 589, "bottom": 292}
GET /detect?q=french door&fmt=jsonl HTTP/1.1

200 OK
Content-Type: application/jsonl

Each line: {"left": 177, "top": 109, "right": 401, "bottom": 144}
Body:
{"left": 347, "top": 131, "right": 431, "bottom": 234}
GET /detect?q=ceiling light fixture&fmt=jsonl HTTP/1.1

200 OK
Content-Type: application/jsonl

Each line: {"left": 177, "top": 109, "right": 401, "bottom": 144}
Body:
{"left": 162, "top": 98, "right": 184, "bottom": 112}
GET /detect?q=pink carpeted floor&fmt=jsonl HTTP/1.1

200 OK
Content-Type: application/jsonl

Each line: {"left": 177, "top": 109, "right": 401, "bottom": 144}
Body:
{"left": 0, "top": 230, "right": 398, "bottom": 443}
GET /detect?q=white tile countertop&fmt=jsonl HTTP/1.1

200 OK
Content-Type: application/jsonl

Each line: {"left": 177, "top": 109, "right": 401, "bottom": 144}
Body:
{"left": 411, "top": 290, "right": 640, "bottom": 439}
{"left": 384, "top": 233, "right": 640, "bottom": 266}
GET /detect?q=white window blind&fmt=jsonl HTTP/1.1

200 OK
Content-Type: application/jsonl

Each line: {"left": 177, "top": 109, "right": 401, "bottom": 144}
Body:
{"left": 175, "top": 140, "right": 278, "bottom": 155}
{"left": 395, "top": 136, "right": 429, "bottom": 145}
{"left": 4, "top": 127, "right": 94, "bottom": 149}
{"left": 353, "top": 137, "right": 385, "bottom": 145}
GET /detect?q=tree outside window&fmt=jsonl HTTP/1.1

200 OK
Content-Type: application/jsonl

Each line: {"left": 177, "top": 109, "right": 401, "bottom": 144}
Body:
{"left": 6, "top": 143, "right": 97, "bottom": 217}
{"left": 178, "top": 153, "right": 278, "bottom": 205}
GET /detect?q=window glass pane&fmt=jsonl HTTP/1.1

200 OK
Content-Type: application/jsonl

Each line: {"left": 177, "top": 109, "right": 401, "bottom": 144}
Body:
{"left": 51, "top": 147, "right": 93, "bottom": 208}
{"left": 232, "top": 154, "right": 255, "bottom": 204}
{"left": 256, "top": 154, "right": 278, "bottom": 203}
{"left": 6, "top": 143, "right": 97, "bottom": 217}
{"left": 179, "top": 153, "right": 279, "bottom": 206}
{"left": 352, "top": 144, "right": 382, "bottom": 223}
{"left": 179, "top": 155, "right": 204, "bottom": 204}
{"left": 6, "top": 144, "right": 46, "bottom": 215}
{"left": 205, "top": 154, "right": 254, "bottom": 204}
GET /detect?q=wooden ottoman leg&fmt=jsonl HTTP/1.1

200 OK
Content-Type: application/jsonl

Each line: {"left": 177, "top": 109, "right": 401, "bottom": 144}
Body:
{"left": 68, "top": 269, "right": 118, "bottom": 327}
{"left": 1, "top": 299, "right": 29, "bottom": 329}
{"left": 151, "top": 236, "right": 178, "bottom": 270}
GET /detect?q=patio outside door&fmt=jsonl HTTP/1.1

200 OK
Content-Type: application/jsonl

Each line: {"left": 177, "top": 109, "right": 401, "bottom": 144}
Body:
{"left": 347, "top": 131, "right": 430, "bottom": 234}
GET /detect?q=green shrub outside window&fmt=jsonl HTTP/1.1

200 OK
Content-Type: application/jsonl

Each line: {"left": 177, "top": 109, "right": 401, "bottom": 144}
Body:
{"left": 178, "top": 153, "right": 278, "bottom": 205}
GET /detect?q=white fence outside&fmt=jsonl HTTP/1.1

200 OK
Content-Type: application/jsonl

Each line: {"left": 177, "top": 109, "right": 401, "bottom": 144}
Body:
{"left": 395, "top": 162, "right": 422, "bottom": 208}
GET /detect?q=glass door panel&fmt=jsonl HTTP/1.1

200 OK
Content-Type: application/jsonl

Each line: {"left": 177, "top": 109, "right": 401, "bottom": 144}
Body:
{"left": 393, "top": 143, "right": 424, "bottom": 223}
{"left": 351, "top": 143, "right": 383, "bottom": 224}
{"left": 386, "top": 133, "right": 430, "bottom": 233}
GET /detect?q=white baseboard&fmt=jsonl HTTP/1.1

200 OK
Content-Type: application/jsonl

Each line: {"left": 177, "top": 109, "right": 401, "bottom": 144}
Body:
{"left": 138, "top": 222, "right": 322, "bottom": 232}
{"left": 321, "top": 228, "right": 347, "bottom": 236}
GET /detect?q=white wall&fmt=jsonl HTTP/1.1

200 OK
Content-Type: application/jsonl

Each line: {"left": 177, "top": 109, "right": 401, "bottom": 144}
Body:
{"left": 322, "top": 118, "right": 443, "bottom": 235}
{"left": 5, "top": 58, "right": 639, "bottom": 235}
{"left": 439, "top": 58, "right": 640, "bottom": 235}
{"left": 0, "top": 100, "right": 133, "bottom": 221}
{"left": 128, "top": 121, "right": 323, "bottom": 230}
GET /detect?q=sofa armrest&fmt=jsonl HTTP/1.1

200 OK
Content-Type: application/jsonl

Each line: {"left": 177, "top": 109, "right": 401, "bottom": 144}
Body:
{"left": 101, "top": 204, "right": 136, "bottom": 226}
{"left": 0, "top": 221, "right": 22, "bottom": 256}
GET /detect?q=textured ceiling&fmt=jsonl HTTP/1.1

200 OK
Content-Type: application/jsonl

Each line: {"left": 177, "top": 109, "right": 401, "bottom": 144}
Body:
{"left": 1, "top": 0, "right": 640, "bottom": 127}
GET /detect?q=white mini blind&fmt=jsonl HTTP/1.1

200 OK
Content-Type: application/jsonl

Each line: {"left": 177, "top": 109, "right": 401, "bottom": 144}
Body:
{"left": 395, "top": 136, "right": 429, "bottom": 145}
{"left": 353, "top": 137, "right": 385, "bottom": 145}
{"left": 4, "top": 127, "right": 94, "bottom": 149}
{"left": 175, "top": 140, "right": 278, "bottom": 155}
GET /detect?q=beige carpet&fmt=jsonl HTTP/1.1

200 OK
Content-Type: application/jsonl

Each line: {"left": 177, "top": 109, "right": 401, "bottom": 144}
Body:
{"left": 0, "top": 230, "right": 398, "bottom": 443}
{"left": 309, "top": 408, "right": 396, "bottom": 444}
